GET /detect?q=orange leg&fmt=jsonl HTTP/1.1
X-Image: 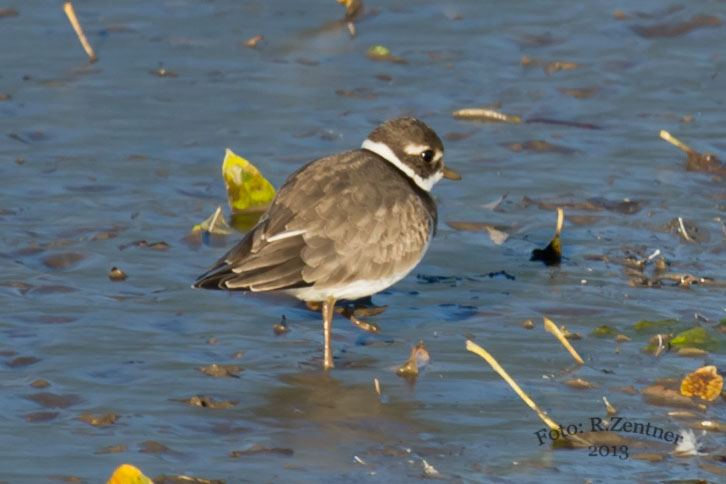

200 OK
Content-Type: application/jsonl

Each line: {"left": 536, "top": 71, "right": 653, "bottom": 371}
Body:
{"left": 322, "top": 296, "right": 336, "bottom": 370}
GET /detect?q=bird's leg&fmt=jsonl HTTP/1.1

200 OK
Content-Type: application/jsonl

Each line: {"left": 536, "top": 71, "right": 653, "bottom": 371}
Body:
{"left": 321, "top": 296, "right": 336, "bottom": 370}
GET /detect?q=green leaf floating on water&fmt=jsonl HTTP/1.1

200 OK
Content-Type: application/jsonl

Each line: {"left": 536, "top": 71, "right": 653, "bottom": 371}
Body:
{"left": 634, "top": 319, "right": 677, "bottom": 331}
{"left": 222, "top": 148, "right": 275, "bottom": 212}
{"left": 590, "top": 325, "right": 617, "bottom": 338}
{"left": 366, "top": 45, "right": 407, "bottom": 64}
{"left": 668, "top": 327, "right": 717, "bottom": 350}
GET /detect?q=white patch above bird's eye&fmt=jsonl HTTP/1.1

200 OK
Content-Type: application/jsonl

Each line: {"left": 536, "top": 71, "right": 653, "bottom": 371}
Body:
{"left": 403, "top": 143, "right": 432, "bottom": 156}
{"left": 361, "top": 139, "right": 442, "bottom": 192}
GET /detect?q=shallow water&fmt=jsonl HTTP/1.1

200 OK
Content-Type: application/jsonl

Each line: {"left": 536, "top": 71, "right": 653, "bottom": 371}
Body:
{"left": 2, "top": 1, "right": 726, "bottom": 482}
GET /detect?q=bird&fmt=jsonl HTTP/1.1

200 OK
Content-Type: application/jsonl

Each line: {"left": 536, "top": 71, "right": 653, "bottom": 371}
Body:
{"left": 193, "top": 117, "right": 460, "bottom": 369}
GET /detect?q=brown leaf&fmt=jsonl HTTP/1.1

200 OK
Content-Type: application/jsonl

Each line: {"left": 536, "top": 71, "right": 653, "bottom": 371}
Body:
{"left": 79, "top": 412, "right": 117, "bottom": 426}
{"left": 563, "top": 378, "right": 595, "bottom": 389}
{"left": 230, "top": 445, "right": 294, "bottom": 457}
{"left": 26, "top": 411, "right": 59, "bottom": 423}
{"left": 632, "top": 15, "right": 722, "bottom": 38}
{"left": 179, "top": 395, "right": 238, "bottom": 409}
{"left": 199, "top": 364, "right": 243, "bottom": 378}
{"left": 558, "top": 87, "right": 599, "bottom": 99}
{"left": 42, "top": 253, "right": 85, "bottom": 270}
{"left": 24, "top": 392, "right": 83, "bottom": 409}
{"left": 5, "top": 356, "right": 40, "bottom": 368}
{"left": 642, "top": 384, "right": 705, "bottom": 410}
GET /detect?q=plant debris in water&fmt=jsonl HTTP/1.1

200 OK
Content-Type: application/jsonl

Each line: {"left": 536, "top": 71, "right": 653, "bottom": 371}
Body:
{"left": 108, "top": 267, "right": 127, "bottom": 281}
{"left": 660, "top": 130, "right": 723, "bottom": 174}
{"left": 452, "top": 108, "right": 521, "bottom": 123}
{"left": 177, "top": 395, "right": 238, "bottom": 409}
{"left": 273, "top": 315, "right": 290, "bottom": 335}
{"left": 396, "top": 341, "right": 430, "bottom": 381}
{"left": 106, "top": 464, "right": 152, "bottom": 484}
{"left": 365, "top": 45, "right": 406, "bottom": 64}
{"left": 531, "top": 208, "right": 564, "bottom": 266}
{"left": 680, "top": 366, "right": 723, "bottom": 401}
{"left": 230, "top": 445, "right": 294, "bottom": 457}
{"left": 198, "top": 364, "right": 243, "bottom": 378}
{"left": 79, "top": 412, "right": 117, "bottom": 426}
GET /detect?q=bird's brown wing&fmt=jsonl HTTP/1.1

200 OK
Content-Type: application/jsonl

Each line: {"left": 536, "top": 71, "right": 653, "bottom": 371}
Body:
{"left": 193, "top": 150, "right": 435, "bottom": 293}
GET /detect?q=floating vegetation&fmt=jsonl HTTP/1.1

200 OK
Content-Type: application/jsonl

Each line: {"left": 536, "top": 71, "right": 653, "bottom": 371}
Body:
{"left": 680, "top": 366, "right": 723, "bottom": 402}
{"left": 521, "top": 55, "right": 578, "bottom": 74}
{"left": 531, "top": 208, "right": 564, "bottom": 266}
{"left": 452, "top": 108, "right": 521, "bottom": 123}
{"left": 543, "top": 316, "right": 584, "bottom": 364}
{"left": 198, "top": 364, "right": 243, "bottom": 378}
{"left": 366, "top": 45, "right": 406, "bottom": 64}
{"left": 396, "top": 341, "right": 430, "bottom": 381}
{"left": 108, "top": 266, "right": 127, "bottom": 281}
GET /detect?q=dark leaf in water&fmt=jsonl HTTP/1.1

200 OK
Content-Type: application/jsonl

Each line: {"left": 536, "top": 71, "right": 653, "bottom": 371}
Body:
{"left": 335, "top": 88, "right": 378, "bottom": 101}
{"left": 24, "top": 392, "right": 83, "bottom": 409}
{"left": 5, "top": 356, "right": 40, "bottom": 368}
{"left": 632, "top": 15, "right": 721, "bottom": 38}
{"left": 79, "top": 412, "right": 117, "bottom": 426}
{"left": 521, "top": 55, "right": 577, "bottom": 74}
{"left": 30, "top": 284, "right": 77, "bottom": 295}
{"left": 118, "top": 240, "right": 169, "bottom": 250}
{"left": 95, "top": 444, "right": 126, "bottom": 454}
{"left": 139, "top": 440, "right": 170, "bottom": 454}
{"left": 230, "top": 445, "right": 294, "bottom": 457}
{"left": 531, "top": 239, "right": 561, "bottom": 265}
{"left": 532, "top": 208, "right": 563, "bottom": 265}
{"left": 558, "top": 87, "right": 599, "bottom": 99}
{"left": 199, "top": 364, "right": 243, "bottom": 378}
{"left": 444, "top": 131, "right": 475, "bottom": 142}
{"left": 514, "top": 32, "right": 564, "bottom": 47}
{"left": 641, "top": 384, "right": 705, "bottom": 410}
{"left": 26, "top": 411, "right": 59, "bottom": 423}
{"left": 42, "top": 252, "right": 85, "bottom": 270}
{"left": 506, "top": 140, "right": 578, "bottom": 154}
{"left": 522, "top": 196, "right": 646, "bottom": 214}
{"left": 177, "top": 395, "right": 238, "bottom": 409}
{"left": 524, "top": 117, "right": 602, "bottom": 130}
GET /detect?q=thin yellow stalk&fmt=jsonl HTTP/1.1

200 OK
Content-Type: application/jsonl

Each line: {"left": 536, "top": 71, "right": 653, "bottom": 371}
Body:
{"left": 543, "top": 317, "right": 584, "bottom": 365}
{"left": 63, "top": 2, "right": 97, "bottom": 62}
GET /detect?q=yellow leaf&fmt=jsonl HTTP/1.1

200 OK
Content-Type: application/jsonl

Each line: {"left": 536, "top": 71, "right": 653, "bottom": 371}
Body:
{"left": 680, "top": 365, "right": 723, "bottom": 401}
{"left": 192, "top": 205, "right": 233, "bottom": 235}
{"left": 107, "top": 464, "right": 153, "bottom": 484}
{"left": 222, "top": 148, "right": 275, "bottom": 212}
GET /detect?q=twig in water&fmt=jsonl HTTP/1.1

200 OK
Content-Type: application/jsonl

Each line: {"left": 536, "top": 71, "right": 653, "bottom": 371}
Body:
{"left": 677, "top": 217, "right": 693, "bottom": 242}
{"left": 63, "top": 2, "right": 97, "bottom": 62}
{"left": 543, "top": 317, "right": 584, "bottom": 365}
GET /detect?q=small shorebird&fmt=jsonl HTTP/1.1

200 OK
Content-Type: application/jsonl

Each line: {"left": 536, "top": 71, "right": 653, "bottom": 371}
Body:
{"left": 194, "top": 117, "right": 460, "bottom": 369}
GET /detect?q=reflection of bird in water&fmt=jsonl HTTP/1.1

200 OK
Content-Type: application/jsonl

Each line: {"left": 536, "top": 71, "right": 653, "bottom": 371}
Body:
{"left": 194, "top": 118, "right": 460, "bottom": 369}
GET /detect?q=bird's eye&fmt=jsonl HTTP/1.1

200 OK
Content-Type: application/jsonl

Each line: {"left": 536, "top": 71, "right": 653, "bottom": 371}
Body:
{"left": 421, "top": 150, "right": 435, "bottom": 163}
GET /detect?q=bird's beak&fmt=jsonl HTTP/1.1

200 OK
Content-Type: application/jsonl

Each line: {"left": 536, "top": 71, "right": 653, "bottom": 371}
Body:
{"left": 442, "top": 166, "right": 462, "bottom": 180}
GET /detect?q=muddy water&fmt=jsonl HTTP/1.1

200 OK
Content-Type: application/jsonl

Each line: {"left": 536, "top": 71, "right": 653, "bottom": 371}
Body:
{"left": 2, "top": 1, "right": 725, "bottom": 482}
